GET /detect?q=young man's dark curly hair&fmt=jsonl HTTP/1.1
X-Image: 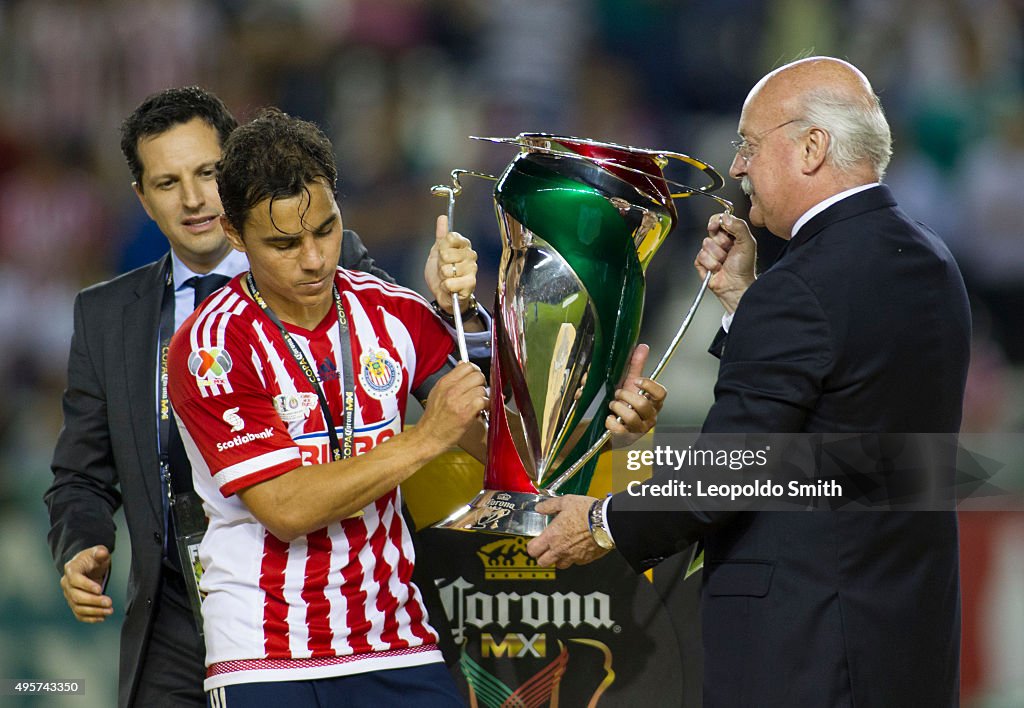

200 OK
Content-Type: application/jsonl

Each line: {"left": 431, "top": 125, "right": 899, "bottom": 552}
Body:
{"left": 216, "top": 107, "right": 339, "bottom": 236}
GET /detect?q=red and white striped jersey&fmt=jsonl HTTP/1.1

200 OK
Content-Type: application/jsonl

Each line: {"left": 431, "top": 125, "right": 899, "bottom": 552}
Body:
{"left": 168, "top": 268, "right": 454, "bottom": 690}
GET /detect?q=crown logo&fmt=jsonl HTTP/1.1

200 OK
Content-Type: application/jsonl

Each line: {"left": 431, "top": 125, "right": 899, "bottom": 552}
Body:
{"left": 477, "top": 537, "right": 554, "bottom": 581}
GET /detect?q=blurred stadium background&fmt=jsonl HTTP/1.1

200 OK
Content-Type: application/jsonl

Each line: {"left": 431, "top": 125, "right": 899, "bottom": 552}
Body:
{"left": 0, "top": 1, "right": 1021, "bottom": 705}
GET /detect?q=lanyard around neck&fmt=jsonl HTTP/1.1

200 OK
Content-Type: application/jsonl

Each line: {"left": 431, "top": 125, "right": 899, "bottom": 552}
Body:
{"left": 245, "top": 271, "right": 355, "bottom": 461}
{"left": 157, "top": 263, "right": 176, "bottom": 474}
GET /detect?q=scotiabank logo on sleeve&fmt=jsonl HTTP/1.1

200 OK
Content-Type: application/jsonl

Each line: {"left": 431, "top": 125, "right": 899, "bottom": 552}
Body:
{"left": 216, "top": 427, "right": 274, "bottom": 452}
{"left": 222, "top": 407, "right": 245, "bottom": 432}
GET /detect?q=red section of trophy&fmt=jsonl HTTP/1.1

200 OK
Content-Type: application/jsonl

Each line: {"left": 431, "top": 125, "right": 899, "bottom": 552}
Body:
{"left": 557, "top": 138, "right": 677, "bottom": 224}
{"left": 483, "top": 328, "right": 538, "bottom": 494}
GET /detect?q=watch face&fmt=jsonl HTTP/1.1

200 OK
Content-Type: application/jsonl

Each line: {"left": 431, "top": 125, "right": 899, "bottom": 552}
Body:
{"left": 592, "top": 525, "right": 614, "bottom": 550}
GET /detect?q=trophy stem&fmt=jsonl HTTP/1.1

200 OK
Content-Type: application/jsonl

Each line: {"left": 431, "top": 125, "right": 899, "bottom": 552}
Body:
{"left": 544, "top": 270, "right": 713, "bottom": 494}
{"left": 430, "top": 184, "right": 470, "bottom": 363}
{"left": 648, "top": 269, "right": 713, "bottom": 381}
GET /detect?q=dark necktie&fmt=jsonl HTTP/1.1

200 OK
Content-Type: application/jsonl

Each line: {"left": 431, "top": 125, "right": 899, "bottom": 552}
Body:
{"left": 164, "top": 273, "right": 232, "bottom": 572}
{"left": 187, "top": 273, "right": 231, "bottom": 308}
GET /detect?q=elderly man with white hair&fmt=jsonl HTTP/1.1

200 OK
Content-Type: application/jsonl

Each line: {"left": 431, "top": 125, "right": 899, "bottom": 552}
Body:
{"left": 528, "top": 57, "right": 970, "bottom": 707}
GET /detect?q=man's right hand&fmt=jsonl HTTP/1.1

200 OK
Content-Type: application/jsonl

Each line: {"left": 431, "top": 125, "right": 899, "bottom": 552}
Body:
{"left": 424, "top": 214, "right": 479, "bottom": 314}
{"left": 418, "top": 361, "right": 489, "bottom": 451}
{"left": 60, "top": 545, "right": 113, "bottom": 623}
{"left": 695, "top": 212, "right": 757, "bottom": 314}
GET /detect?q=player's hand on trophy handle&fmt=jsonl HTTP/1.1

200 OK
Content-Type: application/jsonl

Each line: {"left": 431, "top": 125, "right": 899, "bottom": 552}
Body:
{"left": 696, "top": 211, "right": 757, "bottom": 314}
{"left": 425, "top": 214, "right": 479, "bottom": 312}
{"left": 61, "top": 545, "right": 114, "bottom": 623}
{"left": 606, "top": 344, "right": 666, "bottom": 443}
{"left": 418, "top": 361, "right": 489, "bottom": 452}
{"left": 527, "top": 495, "right": 609, "bottom": 568}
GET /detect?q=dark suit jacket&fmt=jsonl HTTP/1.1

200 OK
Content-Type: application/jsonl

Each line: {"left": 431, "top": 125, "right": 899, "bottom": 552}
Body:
{"left": 608, "top": 186, "right": 970, "bottom": 707}
{"left": 45, "top": 231, "right": 391, "bottom": 708}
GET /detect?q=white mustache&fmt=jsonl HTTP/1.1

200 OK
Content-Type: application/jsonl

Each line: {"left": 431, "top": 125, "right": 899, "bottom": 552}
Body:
{"left": 741, "top": 176, "right": 753, "bottom": 196}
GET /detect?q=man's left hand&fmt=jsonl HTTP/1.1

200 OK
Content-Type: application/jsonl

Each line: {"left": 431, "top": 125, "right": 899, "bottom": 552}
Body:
{"left": 425, "top": 214, "right": 478, "bottom": 314}
{"left": 527, "top": 495, "right": 609, "bottom": 568}
{"left": 605, "top": 344, "right": 666, "bottom": 442}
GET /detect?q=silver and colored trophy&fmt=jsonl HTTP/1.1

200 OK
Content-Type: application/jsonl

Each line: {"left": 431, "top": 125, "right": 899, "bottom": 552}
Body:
{"left": 434, "top": 134, "right": 731, "bottom": 536}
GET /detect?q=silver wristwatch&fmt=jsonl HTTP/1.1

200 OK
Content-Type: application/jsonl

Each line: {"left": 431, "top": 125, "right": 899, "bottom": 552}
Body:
{"left": 588, "top": 498, "right": 615, "bottom": 550}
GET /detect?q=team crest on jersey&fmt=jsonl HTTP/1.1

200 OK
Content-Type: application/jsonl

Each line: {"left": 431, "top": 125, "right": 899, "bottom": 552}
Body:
{"left": 358, "top": 347, "right": 402, "bottom": 400}
{"left": 273, "top": 392, "right": 319, "bottom": 422}
{"left": 188, "top": 347, "right": 233, "bottom": 389}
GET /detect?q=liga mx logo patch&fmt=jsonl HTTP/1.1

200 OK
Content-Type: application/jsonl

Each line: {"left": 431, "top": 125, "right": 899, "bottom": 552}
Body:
{"left": 358, "top": 347, "right": 402, "bottom": 400}
{"left": 188, "top": 347, "right": 233, "bottom": 388}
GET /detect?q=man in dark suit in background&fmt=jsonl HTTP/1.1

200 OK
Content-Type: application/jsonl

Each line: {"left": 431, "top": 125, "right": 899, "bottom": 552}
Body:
{"left": 44, "top": 87, "right": 486, "bottom": 707}
{"left": 528, "top": 57, "right": 970, "bottom": 706}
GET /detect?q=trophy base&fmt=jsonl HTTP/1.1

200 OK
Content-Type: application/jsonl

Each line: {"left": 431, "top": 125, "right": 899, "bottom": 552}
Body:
{"left": 433, "top": 490, "right": 554, "bottom": 537}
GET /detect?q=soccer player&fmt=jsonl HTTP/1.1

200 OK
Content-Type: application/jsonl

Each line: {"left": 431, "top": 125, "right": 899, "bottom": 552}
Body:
{"left": 168, "top": 108, "right": 663, "bottom": 706}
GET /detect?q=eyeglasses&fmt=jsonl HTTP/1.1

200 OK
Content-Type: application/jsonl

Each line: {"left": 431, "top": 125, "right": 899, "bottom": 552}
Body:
{"left": 730, "top": 119, "right": 805, "bottom": 164}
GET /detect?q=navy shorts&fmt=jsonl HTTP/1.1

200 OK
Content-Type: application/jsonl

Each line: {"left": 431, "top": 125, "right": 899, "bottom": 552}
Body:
{"left": 206, "top": 663, "right": 465, "bottom": 707}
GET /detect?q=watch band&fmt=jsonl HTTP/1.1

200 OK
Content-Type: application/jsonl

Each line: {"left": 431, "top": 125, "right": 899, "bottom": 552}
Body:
{"left": 588, "top": 497, "right": 615, "bottom": 550}
{"left": 431, "top": 294, "right": 479, "bottom": 323}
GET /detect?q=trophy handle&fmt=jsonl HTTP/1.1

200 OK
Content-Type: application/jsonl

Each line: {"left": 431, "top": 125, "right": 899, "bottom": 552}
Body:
{"left": 544, "top": 192, "right": 735, "bottom": 494}
{"left": 659, "top": 150, "right": 726, "bottom": 198}
{"left": 430, "top": 169, "right": 498, "bottom": 362}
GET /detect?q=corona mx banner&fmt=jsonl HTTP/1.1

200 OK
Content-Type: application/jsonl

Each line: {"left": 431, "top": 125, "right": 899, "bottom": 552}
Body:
{"left": 415, "top": 528, "right": 699, "bottom": 707}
